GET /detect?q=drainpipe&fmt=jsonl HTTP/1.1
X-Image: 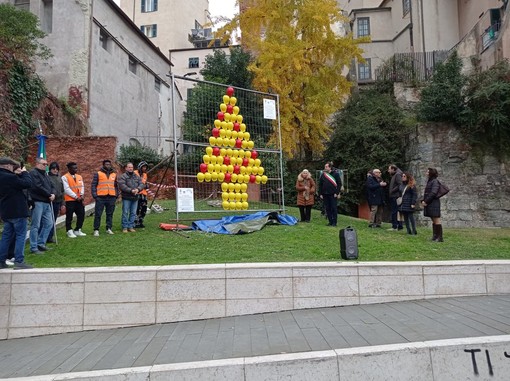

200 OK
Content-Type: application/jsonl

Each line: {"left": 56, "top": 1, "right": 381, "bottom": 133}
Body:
{"left": 87, "top": 0, "right": 94, "bottom": 119}
{"left": 409, "top": 0, "right": 414, "bottom": 53}
{"left": 420, "top": 0, "right": 427, "bottom": 79}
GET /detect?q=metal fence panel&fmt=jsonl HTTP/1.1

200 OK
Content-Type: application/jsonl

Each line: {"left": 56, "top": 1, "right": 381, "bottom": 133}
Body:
{"left": 170, "top": 75, "right": 284, "bottom": 222}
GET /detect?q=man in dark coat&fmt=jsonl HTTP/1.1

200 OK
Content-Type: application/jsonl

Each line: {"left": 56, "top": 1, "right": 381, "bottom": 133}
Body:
{"left": 28, "top": 157, "right": 56, "bottom": 254}
{"left": 118, "top": 162, "right": 144, "bottom": 233}
{"left": 366, "top": 168, "right": 387, "bottom": 228}
{"left": 387, "top": 164, "right": 403, "bottom": 231}
{"left": 319, "top": 162, "right": 342, "bottom": 227}
{"left": 0, "top": 157, "right": 33, "bottom": 269}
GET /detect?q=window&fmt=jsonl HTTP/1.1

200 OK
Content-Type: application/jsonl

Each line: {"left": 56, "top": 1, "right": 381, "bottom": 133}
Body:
{"left": 358, "top": 59, "right": 372, "bottom": 80}
{"left": 188, "top": 57, "right": 199, "bottom": 69}
{"left": 14, "top": 0, "right": 30, "bottom": 11}
{"left": 154, "top": 77, "right": 161, "bottom": 92}
{"left": 403, "top": 0, "right": 411, "bottom": 16}
{"left": 99, "top": 29, "right": 109, "bottom": 50}
{"left": 41, "top": 0, "right": 53, "bottom": 33}
{"left": 141, "top": 0, "right": 158, "bottom": 13}
{"left": 128, "top": 55, "right": 137, "bottom": 74}
{"left": 357, "top": 17, "right": 370, "bottom": 37}
{"left": 141, "top": 24, "right": 157, "bottom": 38}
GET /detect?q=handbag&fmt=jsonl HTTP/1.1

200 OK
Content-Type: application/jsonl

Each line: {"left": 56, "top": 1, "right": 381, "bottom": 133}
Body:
{"left": 436, "top": 180, "right": 450, "bottom": 198}
{"left": 396, "top": 186, "right": 407, "bottom": 206}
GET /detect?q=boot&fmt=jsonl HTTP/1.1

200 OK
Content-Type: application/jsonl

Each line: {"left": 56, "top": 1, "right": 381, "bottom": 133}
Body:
{"left": 434, "top": 224, "right": 443, "bottom": 242}
{"left": 431, "top": 224, "right": 438, "bottom": 241}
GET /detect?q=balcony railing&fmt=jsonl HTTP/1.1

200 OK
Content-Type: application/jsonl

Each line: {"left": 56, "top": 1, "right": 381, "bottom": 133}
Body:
{"left": 374, "top": 50, "right": 449, "bottom": 84}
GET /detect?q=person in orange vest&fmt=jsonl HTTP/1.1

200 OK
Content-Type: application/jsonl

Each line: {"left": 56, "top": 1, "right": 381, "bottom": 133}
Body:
{"left": 62, "top": 162, "right": 86, "bottom": 238}
{"left": 91, "top": 159, "right": 118, "bottom": 236}
{"left": 134, "top": 161, "right": 149, "bottom": 228}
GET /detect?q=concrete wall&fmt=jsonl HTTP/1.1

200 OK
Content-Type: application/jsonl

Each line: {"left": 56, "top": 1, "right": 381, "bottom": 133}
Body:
{"left": 1, "top": 261, "right": 509, "bottom": 340}
{"left": 407, "top": 123, "right": 510, "bottom": 228}
{"left": 90, "top": 0, "right": 173, "bottom": 155}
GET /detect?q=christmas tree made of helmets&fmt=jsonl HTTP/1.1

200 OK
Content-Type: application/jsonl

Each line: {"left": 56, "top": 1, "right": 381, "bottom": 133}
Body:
{"left": 196, "top": 86, "right": 268, "bottom": 210}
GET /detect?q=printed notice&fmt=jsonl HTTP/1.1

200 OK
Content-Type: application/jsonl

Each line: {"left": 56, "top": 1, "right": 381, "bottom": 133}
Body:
{"left": 177, "top": 188, "right": 194, "bottom": 212}
{"left": 263, "top": 98, "right": 276, "bottom": 120}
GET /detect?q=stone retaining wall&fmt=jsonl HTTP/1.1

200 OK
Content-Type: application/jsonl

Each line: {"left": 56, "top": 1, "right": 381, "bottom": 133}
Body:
{"left": 1, "top": 261, "right": 509, "bottom": 340}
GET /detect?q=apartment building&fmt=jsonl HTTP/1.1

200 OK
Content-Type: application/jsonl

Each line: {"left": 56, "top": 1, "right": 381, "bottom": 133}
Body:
{"left": 4, "top": 0, "right": 175, "bottom": 154}
{"left": 118, "top": 0, "right": 211, "bottom": 53}
{"left": 340, "top": 0, "right": 509, "bottom": 82}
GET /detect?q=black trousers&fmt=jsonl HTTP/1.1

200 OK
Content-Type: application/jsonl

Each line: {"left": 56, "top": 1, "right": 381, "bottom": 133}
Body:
{"left": 65, "top": 200, "right": 85, "bottom": 231}
{"left": 93, "top": 196, "right": 116, "bottom": 230}
{"left": 298, "top": 205, "right": 312, "bottom": 222}
{"left": 322, "top": 194, "right": 338, "bottom": 226}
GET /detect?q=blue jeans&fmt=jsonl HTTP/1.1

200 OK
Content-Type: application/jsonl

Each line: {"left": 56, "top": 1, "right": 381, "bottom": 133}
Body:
{"left": 122, "top": 199, "right": 138, "bottom": 229}
{"left": 0, "top": 218, "right": 28, "bottom": 264}
{"left": 29, "top": 201, "right": 53, "bottom": 251}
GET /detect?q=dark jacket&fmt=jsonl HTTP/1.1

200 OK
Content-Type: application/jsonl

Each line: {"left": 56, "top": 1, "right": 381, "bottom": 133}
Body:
{"left": 0, "top": 169, "right": 33, "bottom": 219}
{"left": 49, "top": 172, "right": 64, "bottom": 204}
{"left": 91, "top": 167, "right": 119, "bottom": 199}
{"left": 319, "top": 170, "right": 342, "bottom": 196}
{"left": 118, "top": 171, "right": 144, "bottom": 201}
{"left": 398, "top": 183, "right": 418, "bottom": 213}
{"left": 29, "top": 168, "right": 56, "bottom": 203}
{"left": 366, "top": 175, "right": 385, "bottom": 206}
{"left": 389, "top": 169, "right": 403, "bottom": 198}
{"left": 423, "top": 178, "right": 441, "bottom": 218}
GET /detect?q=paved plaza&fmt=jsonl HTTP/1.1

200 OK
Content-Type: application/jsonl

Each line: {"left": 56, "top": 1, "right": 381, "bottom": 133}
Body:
{"left": 0, "top": 294, "right": 509, "bottom": 378}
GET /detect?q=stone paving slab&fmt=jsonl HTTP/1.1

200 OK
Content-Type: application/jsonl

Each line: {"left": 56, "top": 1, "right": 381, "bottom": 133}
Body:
{"left": 0, "top": 295, "right": 509, "bottom": 378}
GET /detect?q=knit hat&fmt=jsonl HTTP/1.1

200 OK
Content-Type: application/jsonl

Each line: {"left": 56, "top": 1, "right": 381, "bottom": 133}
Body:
{"left": 138, "top": 161, "right": 148, "bottom": 170}
{"left": 49, "top": 162, "right": 59, "bottom": 170}
{"left": 0, "top": 157, "right": 19, "bottom": 166}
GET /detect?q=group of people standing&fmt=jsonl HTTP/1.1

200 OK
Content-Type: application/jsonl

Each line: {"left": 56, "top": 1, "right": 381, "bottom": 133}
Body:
{"left": 0, "top": 156, "right": 151, "bottom": 269}
{"left": 294, "top": 161, "right": 445, "bottom": 243}
{"left": 367, "top": 165, "right": 444, "bottom": 242}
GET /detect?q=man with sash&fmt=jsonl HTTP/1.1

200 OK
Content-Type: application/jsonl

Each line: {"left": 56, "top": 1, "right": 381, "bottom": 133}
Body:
{"left": 62, "top": 162, "right": 86, "bottom": 238}
{"left": 319, "top": 162, "right": 342, "bottom": 227}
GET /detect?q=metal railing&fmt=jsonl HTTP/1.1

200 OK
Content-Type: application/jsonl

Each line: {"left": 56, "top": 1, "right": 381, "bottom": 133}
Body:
{"left": 374, "top": 50, "right": 449, "bottom": 83}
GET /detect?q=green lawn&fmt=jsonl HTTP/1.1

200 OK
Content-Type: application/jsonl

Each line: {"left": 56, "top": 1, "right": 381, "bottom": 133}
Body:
{"left": 20, "top": 203, "right": 510, "bottom": 268}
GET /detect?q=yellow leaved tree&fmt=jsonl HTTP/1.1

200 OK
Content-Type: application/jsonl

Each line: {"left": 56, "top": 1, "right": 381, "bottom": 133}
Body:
{"left": 216, "top": 0, "right": 365, "bottom": 160}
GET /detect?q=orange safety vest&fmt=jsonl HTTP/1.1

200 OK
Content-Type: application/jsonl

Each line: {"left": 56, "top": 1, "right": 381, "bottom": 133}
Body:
{"left": 134, "top": 170, "right": 148, "bottom": 196}
{"left": 64, "top": 173, "right": 83, "bottom": 201}
{"left": 96, "top": 171, "right": 117, "bottom": 196}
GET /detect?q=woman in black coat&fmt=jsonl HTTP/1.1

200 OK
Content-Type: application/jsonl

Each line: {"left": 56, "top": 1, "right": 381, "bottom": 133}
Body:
{"left": 421, "top": 167, "right": 443, "bottom": 242}
{"left": 398, "top": 172, "right": 417, "bottom": 235}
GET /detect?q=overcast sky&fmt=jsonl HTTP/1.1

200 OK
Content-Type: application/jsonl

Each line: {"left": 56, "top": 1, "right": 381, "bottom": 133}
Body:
{"left": 209, "top": 0, "right": 238, "bottom": 29}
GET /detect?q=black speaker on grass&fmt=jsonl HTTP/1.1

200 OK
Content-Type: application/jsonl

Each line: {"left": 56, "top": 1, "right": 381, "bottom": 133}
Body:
{"left": 340, "top": 226, "right": 358, "bottom": 260}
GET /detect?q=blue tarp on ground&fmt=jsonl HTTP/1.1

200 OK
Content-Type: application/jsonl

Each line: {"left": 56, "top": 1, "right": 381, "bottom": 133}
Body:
{"left": 191, "top": 211, "right": 298, "bottom": 235}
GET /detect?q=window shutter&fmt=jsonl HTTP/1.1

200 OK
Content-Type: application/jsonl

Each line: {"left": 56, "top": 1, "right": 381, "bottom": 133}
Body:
{"left": 154, "top": 0, "right": 158, "bottom": 11}
{"left": 141, "top": 0, "right": 145, "bottom": 12}
{"left": 153, "top": 24, "right": 158, "bottom": 37}
{"left": 140, "top": 25, "right": 145, "bottom": 34}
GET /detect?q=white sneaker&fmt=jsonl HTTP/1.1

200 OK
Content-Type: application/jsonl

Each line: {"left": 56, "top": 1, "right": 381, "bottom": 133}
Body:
{"left": 106, "top": 229, "right": 114, "bottom": 235}
{"left": 93, "top": 230, "right": 99, "bottom": 237}
{"left": 67, "top": 230, "right": 77, "bottom": 238}
{"left": 74, "top": 229, "right": 87, "bottom": 237}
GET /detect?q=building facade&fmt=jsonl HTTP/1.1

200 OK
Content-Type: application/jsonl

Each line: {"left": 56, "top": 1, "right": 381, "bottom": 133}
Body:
{"left": 4, "top": 0, "right": 174, "bottom": 155}
{"left": 340, "top": 0, "right": 509, "bottom": 82}
{"left": 118, "top": 0, "right": 210, "bottom": 54}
